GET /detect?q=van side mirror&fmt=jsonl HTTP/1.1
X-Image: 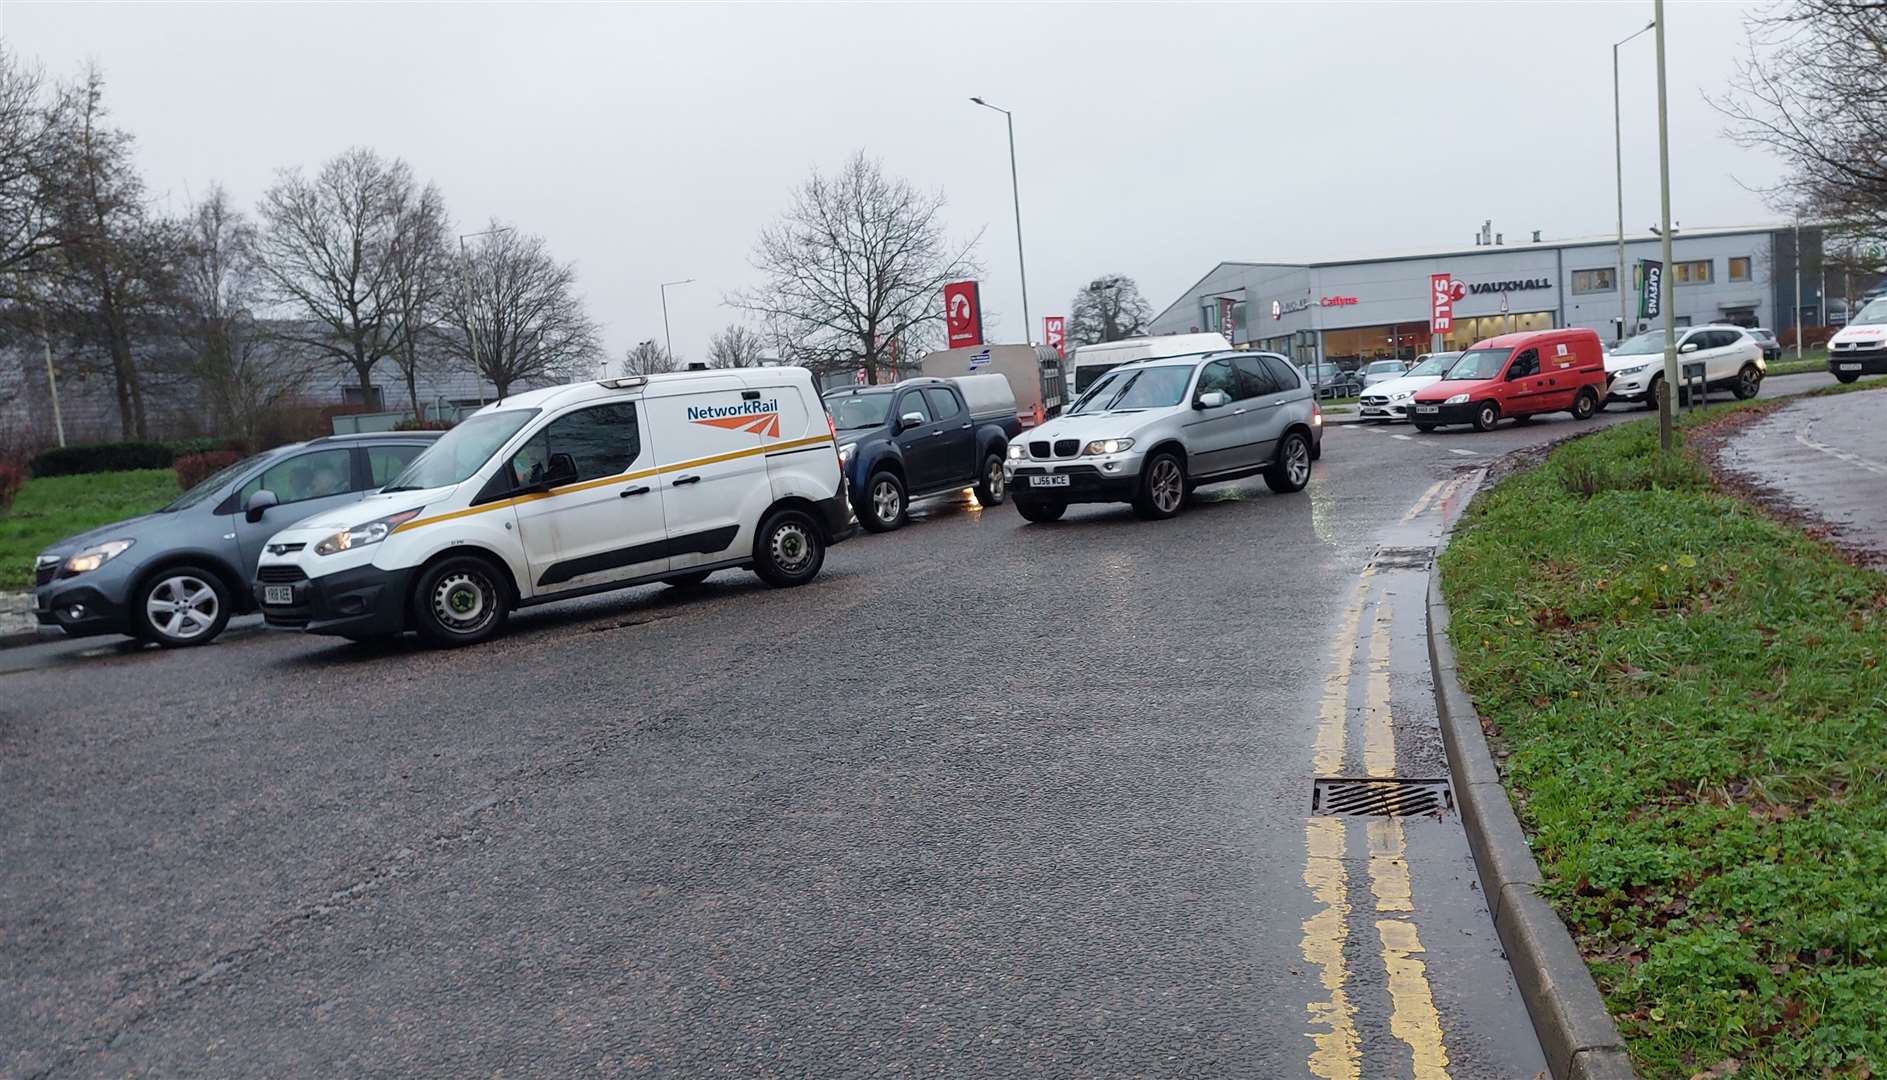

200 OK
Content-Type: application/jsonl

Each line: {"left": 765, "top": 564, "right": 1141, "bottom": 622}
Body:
{"left": 1195, "top": 390, "right": 1230, "bottom": 409}
{"left": 898, "top": 412, "right": 926, "bottom": 432}
{"left": 243, "top": 489, "right": 278, "bottom": 524}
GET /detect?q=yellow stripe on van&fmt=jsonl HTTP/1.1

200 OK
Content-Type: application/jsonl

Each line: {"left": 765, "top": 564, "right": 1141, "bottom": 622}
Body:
{"left": 392, "top": 434, "right": 835, "bottom": 535}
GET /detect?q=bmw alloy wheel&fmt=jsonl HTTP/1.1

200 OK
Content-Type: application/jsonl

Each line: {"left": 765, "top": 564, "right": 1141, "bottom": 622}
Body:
{"left": 146, "top": 574, "right": 218, "bottom": 641}
{"left": 1150, "top": 457, "right": 1183, "bottom": 514}
{"left": 1285, "top": 437, "right": 1311, "bottom": 487}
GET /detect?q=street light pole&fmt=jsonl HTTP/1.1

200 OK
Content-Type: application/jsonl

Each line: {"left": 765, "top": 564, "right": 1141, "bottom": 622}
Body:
{"left": 1614, "top": 19, "right": 1655, "bottom": 345}
{"left": 660, "top": 278, "right": 695, "bottom": 363}
{"left": 971, "top": 97, "right": 1031, "bottom": 342}
{"left": 1653, "top": 0, "right": 1678, "bottom": 453}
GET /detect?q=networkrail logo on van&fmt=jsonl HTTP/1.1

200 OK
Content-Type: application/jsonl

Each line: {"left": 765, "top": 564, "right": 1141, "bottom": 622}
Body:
{"left": 688, "top": 398, "right": 782, "bottom": 438}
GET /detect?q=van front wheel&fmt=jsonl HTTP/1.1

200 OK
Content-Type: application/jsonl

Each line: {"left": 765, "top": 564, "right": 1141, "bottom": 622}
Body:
{"left": 413, "top": 556, "right": 510, "bottom": 648}
{"left": 754, "top": 508, "right": 825, "bottom": 587}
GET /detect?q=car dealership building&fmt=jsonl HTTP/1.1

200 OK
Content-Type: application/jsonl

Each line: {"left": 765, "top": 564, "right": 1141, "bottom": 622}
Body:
{"left": 1149, "top": 224, "right": 1828, "bottom": 366}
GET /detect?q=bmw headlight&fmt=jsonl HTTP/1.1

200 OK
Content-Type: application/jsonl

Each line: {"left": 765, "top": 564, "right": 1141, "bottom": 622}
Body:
{"left": 1444, "top": 393, "right": 1470, "bottom": 405}
{"left": 1083, "top": 438, "right": 1135, "bottom": 456}
{"left": 1007, "top": 443, "right": 1026, "bottom": 460}
{"left": 838, "top": 442, "right": 857, "bottom": 465}
{"left": 62, "top": 538, "right": 134, "bottom": 576}
{"left": 314, "top": 509, "right": 422, "bottom": 557}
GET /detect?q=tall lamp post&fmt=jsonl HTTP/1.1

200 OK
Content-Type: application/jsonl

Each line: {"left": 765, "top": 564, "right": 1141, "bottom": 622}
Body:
{"left": 970, "top": 96, "right": 1031, "bottom": 342}
{"left": 1613, "top": 18, "right": 1655, "bottom": 345}
{"left": 660, "top": 278, "right": 694, "bottom": 363}
{"left": 460, "top": 225, "right": 514, "bottom": 403}
{"left": 1652, "top": 0, "right": 1678, "bottom": 453}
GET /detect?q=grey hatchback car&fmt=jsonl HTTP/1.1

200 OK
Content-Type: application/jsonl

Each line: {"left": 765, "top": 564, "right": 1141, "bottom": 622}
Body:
{"left": 33, "top": 431, "right": 442, "bottom": 647}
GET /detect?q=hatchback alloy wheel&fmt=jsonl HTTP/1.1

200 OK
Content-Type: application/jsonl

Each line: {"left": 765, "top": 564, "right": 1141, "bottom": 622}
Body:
{"left": 145, "top": 574, "right": 219, "bottom": 642}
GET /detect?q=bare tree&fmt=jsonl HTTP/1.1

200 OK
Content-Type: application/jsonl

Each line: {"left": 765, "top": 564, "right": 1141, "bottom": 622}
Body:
{"left": 438, "top": 221, "right": 601, "bottom": 397}
{"left": 1715, "top": 0, "right": 1887, "bottom": 248}
{"left": 383, "top": 182, "right": 451, "bottom": 418}
{"left": 1068, "top": 274, "right": 1153, "bottom": 345}
{"left": 622, "top": 338, "right": 676, "bottom": 376}
{"left": 731, "top": 151, "right": 981, "bottom": 384}
{"left": 173, "top": 186, "right": 309, "bottom": 447}
{"left": 251, "top": 147, "right": 417, "bottom": 404}
{"left": 706, "top": 323, "right": 765, "bottom": 368}
{"left": 0, "top": 45, "right": 71, "bottom": 299}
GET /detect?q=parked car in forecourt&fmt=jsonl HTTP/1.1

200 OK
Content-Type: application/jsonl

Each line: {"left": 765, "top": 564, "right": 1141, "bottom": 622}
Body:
{"left": 823, "top": 374, "right": 1018, "bottom": 532}
{"left": 1360, "top": 358, "right": 1411, "bottom": 388}
{"left": 31, "top": 431, "right": 442, "bottom": 647}
{"left": 1358, "top": 352, "right": 1461, "bottom": 421}
{"left": 1827, "top": 295, "right": 1887, "bottom": 382}
{"left": 1603, "top": 324, "right": 1765, "bottom": 407}
{"left": 253, "top": 367, "right": 852, "bottom": 648}
{"left": 1064, "top": 332, "right": 1230, "bottom": 399}
{"left": 1299, "top": 361, "right": 1364, "bottom": 398}
{"left": 1004, "top": 350, "right": 1322, "bottom": 522}
{"left": 1410, "top": 328, "right": 1608, "bottom": 432}
{"left": 1747, "top": 327, "right": 1782, "bottom": 363}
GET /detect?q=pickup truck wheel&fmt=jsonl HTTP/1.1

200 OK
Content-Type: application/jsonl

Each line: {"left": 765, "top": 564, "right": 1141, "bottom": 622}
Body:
{"left": 1014, "top": 497, "right": 1066, "bottom": 523}
{"left": 753, "top": 509, "right": 824, "bottom": 587}
{"left": 1132, "top": 451, "right": 1187, "bottom": 520}
{"left": 1263, "top": 432, "right": 1313, "bottom": 494}
{"left": 858, "top": 471, "right": 907, "bottom": 532}
{"left": 1733, "top": 364, "right": 1763, "bottom": 400}
{"left": 973, "top": 453, "right": 1007, "bottom": 507}
{"left": 1472, "top": 401, "right": 1500, "bottom": 432}
{"left": 1571, "top": 388, "right": 1598, "bottom": 420}
{"left": 412, "top": 556, "right": 510, "bottom": 648}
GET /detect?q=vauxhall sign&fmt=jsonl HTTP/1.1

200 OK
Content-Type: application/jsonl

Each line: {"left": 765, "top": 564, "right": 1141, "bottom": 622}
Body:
{"left": 1466, "top": 277, "right": 1552, "bottom": 295}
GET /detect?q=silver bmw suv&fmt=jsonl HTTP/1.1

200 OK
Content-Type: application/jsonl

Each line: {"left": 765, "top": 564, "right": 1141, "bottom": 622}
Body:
{"left": 1003, "top": 350, "right": 1323, "bottom": 522}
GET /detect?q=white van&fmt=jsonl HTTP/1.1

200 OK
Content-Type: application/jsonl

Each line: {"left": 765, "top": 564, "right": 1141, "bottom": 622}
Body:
{"left": 252, "top": 368, "right": 853, "bottom": 647}
{"left": 1066, "top": 332, "right": 1231, "bottom": 399}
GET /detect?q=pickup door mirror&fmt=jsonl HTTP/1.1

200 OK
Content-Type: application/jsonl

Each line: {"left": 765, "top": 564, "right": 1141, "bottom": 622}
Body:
{"left": 243, "top": 489, "right": 279, "bottom": 524}
{"left": 897, "top": 412, "right": 926, "bottom": 432}
{"left": 1195, "top": 390, "right": 1230, "bottom": 410}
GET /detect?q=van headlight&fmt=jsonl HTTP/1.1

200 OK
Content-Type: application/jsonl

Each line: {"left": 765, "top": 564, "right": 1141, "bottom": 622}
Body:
{"left": 1007, "top": 443, "right": 1026, "bottom": 460}
{"left": 314, "top": 509, "right": 422, "bottom": 556}
{"left": 838, "top": 442, "right": 856, "bottom": 465}
{"left": 62, "top": 538, "right": 134, "bottom": 576}
{"left": 1444, "top": 393, "right": 1470, "bottom": 405}
{"left": 1083, "top": 438, "right": 1135, "bottom": 456}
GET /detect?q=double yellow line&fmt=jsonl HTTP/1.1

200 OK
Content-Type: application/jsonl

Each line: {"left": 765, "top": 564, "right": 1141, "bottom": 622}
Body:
{"left": 1299, "top": 489, "right": 1453, "bottom": 1078}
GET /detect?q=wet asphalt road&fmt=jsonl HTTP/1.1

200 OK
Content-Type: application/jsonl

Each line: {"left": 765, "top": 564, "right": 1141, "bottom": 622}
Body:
{"left": 0, "top": 375, "right": 1834, "bottom": 1079}
{"left": 1717, "top": 385, "right": 1887, "bottom": 562}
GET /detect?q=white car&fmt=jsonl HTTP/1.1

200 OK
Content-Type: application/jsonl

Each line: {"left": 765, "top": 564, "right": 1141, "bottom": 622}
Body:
{"left": 1604, "top": 325, "right": 1766, "bottom": 407}
{"left": 1360, "top": 359, "right": 1411, "bottom": 388}
{"left": 1357, "top": 352, "right": 1460, "bottom": 421}
{"left": 252, "top": 367, "right": 853, "bottom": 647}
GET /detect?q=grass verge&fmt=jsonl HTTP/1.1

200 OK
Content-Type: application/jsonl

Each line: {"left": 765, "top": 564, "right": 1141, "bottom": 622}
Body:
{"left": 0, "top": 469, "right": 179, "bottom": 592}
{"left": 1440, "top": 394, "right": 1886, "bottom": 1079}
{"left": 1766, "top": 349, "right": 1830, "bottom": 377}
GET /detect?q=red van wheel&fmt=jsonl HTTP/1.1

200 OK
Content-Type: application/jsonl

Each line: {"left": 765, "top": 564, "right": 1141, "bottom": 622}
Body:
{"left": 1571, "top": 389, "right": 1598, "bottom": 420}
{"left": 1472, "top": 401, "right": 1500, "bottom": 432}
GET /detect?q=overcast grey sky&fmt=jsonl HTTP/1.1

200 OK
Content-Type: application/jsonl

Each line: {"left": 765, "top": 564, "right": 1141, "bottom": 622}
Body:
{"left": 4, "top": 1, "right": 1779, "bottom": 362}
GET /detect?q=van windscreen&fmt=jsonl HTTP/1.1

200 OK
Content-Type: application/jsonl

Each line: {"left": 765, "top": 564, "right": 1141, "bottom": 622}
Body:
{"left": 1443, "top": 349, "right": 1510, "bottom": 381}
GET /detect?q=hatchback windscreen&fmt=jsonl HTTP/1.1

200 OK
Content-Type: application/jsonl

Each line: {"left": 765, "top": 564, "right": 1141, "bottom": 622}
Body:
{"left": 1612, "top": 331, "right": 1668, "bottom": 355}
{"left": 162, "top": 453, "right": 268, "bottom": 511}
{"left": 827, "top": 392, "right": 892, "bottom": 429}
{"left": 1070, "top": 365, "right": 1193, "bottom": 414}
{"left": 1407, "top": 354, "right": 1457, "bottom": 377}
{"left": 384, "top": 409, "right": 539, "bottom": 491}
{"left": 1444, "top": 349, "right": 1511, "bottom": 380}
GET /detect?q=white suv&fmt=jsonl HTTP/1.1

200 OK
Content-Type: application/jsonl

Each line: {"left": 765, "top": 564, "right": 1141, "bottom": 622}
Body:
{"left": 1604, "top": 325, "right": 1766, "bottom": 407}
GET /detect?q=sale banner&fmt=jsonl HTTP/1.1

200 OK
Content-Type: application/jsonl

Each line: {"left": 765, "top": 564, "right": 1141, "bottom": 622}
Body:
{"left": 1043, "top": 315, "right": 1066, "bottom": 357}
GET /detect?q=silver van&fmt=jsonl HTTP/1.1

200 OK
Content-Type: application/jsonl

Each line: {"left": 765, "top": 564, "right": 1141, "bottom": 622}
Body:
{"left": 1002, "top": 351, "right": 1322, "bottom": 522}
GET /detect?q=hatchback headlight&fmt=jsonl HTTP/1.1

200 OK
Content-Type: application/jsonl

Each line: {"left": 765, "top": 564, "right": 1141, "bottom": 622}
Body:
{"left": 1616, "top": 363, "right": 1651, "bottom": 377}
{"left": 1007, "top": 443, "right": 1026, "bottom": 460}
{"left": 314, "top": 509, "right": 422, "bottom": 557}
{"left": 1444, "top": 393, "right": 1470, "bottom": 405}
{"left": 1083, "top": 438, "right": 1135, "bottom": 456}
{"left": 62, "top": 538, "right": 134, "bottom": 576}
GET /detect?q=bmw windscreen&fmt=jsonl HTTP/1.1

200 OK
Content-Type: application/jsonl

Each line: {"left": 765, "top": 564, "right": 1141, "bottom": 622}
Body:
{"left": 1069, "top": 365, "right": 1192, "bottom": 414}
{"left": 383, "top": 409, "right": 539, "bottom": 492}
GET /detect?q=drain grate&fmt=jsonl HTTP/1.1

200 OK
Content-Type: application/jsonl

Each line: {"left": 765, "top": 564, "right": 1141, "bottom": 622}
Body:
{"left": 1312, "top": 777, "right": 1454, "bottom": 816}
{"left": 1370, "top": 546, "right": 1435, "bottom": 570}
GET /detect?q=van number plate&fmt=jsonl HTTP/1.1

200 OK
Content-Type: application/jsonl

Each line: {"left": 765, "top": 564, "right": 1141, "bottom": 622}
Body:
{"left": 263, "top": 585, "right": 293, "bottom": 606}
{"left": 1031, "top": 474, "right": 1070, "bottom": 488}
{"left": 1839, "top": 363, "right": 1862, "bottom": 371}
{"left": 1415, "top": 405, "right": 1439, "bottom": 414}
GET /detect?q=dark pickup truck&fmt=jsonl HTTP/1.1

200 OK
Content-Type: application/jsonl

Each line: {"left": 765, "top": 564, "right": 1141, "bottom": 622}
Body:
{"left": 824, "top": 374, "right": 1020, "bottom": 532}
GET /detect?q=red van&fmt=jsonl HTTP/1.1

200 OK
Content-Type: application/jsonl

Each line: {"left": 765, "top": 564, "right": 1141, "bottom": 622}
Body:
{"left": 1409, "top": 328, "right": 1607, "bottom": 432}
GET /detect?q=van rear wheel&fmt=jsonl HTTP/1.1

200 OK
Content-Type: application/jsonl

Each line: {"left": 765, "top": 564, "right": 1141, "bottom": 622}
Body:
{"left": 754, "top": 508, "right": 825, "bottom": 587}
{"left": 412, "top": 555, "right": 510, "bottom": 648}
{"left": 1571, "top": 388, "right": 1598, "bottom": 420}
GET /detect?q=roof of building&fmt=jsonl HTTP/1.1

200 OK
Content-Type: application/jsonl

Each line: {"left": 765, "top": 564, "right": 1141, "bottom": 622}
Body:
{"left": 1254, "top": 223, "right": 1797, "bottom": 270}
